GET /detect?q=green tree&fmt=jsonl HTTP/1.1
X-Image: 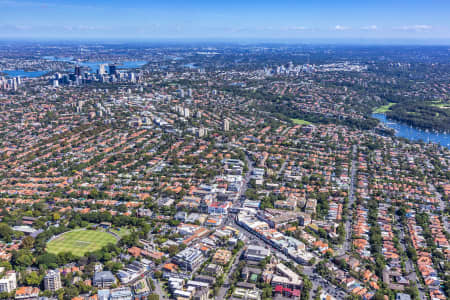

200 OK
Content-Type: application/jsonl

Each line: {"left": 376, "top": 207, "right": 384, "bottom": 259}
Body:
{"left": 37, "top": 253, "right": 58, "bottom": 269}
{"left": 0, "top": 224, "right": 13, "bottom": 242}
{"left": 25, "top": 272, "right": 41, "bottom": 286}
{"left": 21, "top": 236, "right": 35, "bottom": 249}
{"left": 53, "top": 213, "right": 61, "bottom": 221}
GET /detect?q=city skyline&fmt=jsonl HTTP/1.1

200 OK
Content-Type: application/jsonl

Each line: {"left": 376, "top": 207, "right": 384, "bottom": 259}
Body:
{"left": 0, "top": 0, "right": 449, "bottom": 43}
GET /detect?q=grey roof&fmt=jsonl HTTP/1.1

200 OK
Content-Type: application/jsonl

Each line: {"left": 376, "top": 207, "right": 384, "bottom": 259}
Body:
{"left": 94, "top": 271, "right": 115, "bottom": 281}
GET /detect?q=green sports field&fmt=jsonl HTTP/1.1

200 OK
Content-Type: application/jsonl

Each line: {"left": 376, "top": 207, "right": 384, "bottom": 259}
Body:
{"left": 46, "top": 230, "right": 117, "bottom": 256}
{"left": 291, "top": 118, "right": 312, "bottom": 125}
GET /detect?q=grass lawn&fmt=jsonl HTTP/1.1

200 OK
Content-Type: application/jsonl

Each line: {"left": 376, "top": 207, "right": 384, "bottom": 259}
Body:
{"left": 46, "top": 229, "right": 117, "bottom": 256}
{"left": 373, "top": 103, "right": 396, "bottom": 113}
{"left": 291, "top": 118, "right": 312, "bottom": 125}
{"left": 429, "top": 101, "right": 450, "bottom": 109}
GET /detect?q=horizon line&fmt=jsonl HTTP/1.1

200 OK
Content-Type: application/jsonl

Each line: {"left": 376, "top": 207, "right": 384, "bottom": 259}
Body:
{"left": 1, "top": 37, "right": 450, "bottom": 46}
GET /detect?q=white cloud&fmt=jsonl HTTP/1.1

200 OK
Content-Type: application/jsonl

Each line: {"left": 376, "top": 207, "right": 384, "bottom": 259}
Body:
{"left": 361, "top": 25, "right": 378, "bottom": 31}
{"left": 393, "top": 25, "right": 432, "bottom": 32}
{"left": 334, "top": 25, "right": 351, "bottom": 31}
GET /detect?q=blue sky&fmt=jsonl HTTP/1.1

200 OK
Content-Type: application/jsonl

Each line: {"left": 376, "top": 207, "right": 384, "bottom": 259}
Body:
{"left": 0, "top": 0, "right": 449, "bottom": 41}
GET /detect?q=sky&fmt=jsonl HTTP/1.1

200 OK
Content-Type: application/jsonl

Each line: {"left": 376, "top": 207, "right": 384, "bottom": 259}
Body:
{"left": 0, "top": 0, "right": 449, "bottom": 43}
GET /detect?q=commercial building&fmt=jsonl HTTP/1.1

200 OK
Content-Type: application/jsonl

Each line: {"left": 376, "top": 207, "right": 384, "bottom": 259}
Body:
{"left": 271, "top": 263, "right": 302, "bottom": 289}
{"left": 108, "top": 64, "right": 117, "bottom": 75}
{"left": 244, "top": 245, "right": 270, "bottom": 262}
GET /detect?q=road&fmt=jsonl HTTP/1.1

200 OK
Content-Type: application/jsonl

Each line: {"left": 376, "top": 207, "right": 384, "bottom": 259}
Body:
{"left": 216, "top": 247, "right": 245, "bottom": 300}
{"left": 150, "top": 273, "right": 169, "bottom": 300}
{"left": 430, "top": 183, "right": 449, "bottom": 232}
{"left": 218, "top": 147, "right": 253, "bottom": 300}
{"left": 337, "top": 144, "right": 357, "bottom": 256}
{"left": 277, "top": 157, "right": 288, "bottom": 179}
{"left": 395, "top": 215, "right": 427, "bottom": 300}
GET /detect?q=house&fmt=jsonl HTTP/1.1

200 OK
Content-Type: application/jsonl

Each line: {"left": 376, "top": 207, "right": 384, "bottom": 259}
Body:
{"left": 162, "top": 263, "right": 178, "bottom": 273}
{"left": 175, "top": 211, "right": 187, "bottom": 222}
{"left": 21, "top": 217, "right": 37, "bottom": 225}
{"left": 15, "top": 286, "right": 40, "bottom": 300}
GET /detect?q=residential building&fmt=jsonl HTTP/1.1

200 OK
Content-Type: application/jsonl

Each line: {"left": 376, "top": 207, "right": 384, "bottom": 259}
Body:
{"left": 93, "top": 271, "right": 116, "bottom": 288}
{"left": 0, "top": 271, "right": 17, "bottom": 293}
{"left": 44, "top": 269, "right": 62, "bottom": 292}
{"left": 110, "top": 287, "right": 133, "bottom": 300}
{"left": 173, "top": 248, "right": 205, "bottom": 271}
{"left": 15, "top": 287, "right": 39, "bottom": 300}
{"left": 212, "top": 249, "right": 232, "bottom": 265}
{"left": 224, "top": 119, "right": 230, "bottom": 131}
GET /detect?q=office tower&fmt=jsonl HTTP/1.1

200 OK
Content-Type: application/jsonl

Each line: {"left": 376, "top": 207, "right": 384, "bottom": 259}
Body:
{"left": 184, "top": 107, "right": 190, "bottom": 118}
{"left": 44, "top": 270, "right": 62, "bottom": 292}
{"left": 129, "top": 72, "right": 136, "bottom": 83}
{"left": 53, "top": 80, "right": 59, "bottom": 88}
{"left": 108, "top": 64, "right": 117, "bottom": 75}
{"left": 61, "top": 74, "right": 69, "bottom": 84}
{"left": 0, "top": 271, "right": 16, "bottom": 293}
{"left": 74, "top": 66, "right": 81, "bottom": 76}
{"left": 16, "top": 76, "right": 21, "bottom": 85}
{"left": 224, "top": 119, "right": 230, "bottom": 131}
{"left": 196, "top": 111, "right": 202, "bottom": 118}
{"left": 188, "top": 88, "right": 193, "bottom": 97}
{"left": 98, "top": 64, "right": 107, "bottom": 75}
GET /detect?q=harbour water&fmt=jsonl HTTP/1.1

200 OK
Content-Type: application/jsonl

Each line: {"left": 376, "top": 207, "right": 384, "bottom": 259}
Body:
{"left": 1, "top": 70, "right": 48, "bottom": 78}
{"left": 372, "top": 113, "right": 450, "bottom": 148}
